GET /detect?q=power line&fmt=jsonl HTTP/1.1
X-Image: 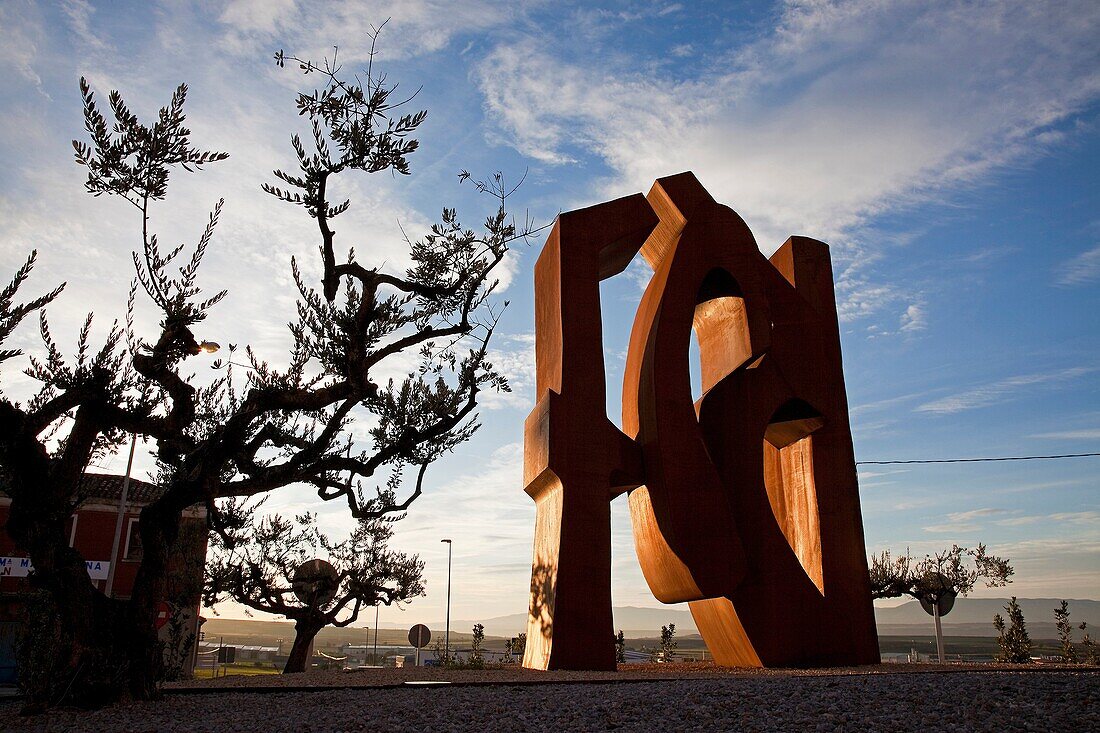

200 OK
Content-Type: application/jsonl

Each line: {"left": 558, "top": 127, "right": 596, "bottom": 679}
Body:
{"left": 856, "top": 452, "right": 1100, "bottom": 466}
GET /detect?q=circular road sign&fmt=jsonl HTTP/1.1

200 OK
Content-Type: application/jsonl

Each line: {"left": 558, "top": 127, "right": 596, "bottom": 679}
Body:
{"left": 917, "top": 572, "right": 957, "bottom": 617}
{"left": 919, "top": 591, "right": 957, "bottom": 617}
{"left": 154, "top": 601, "right": 174, "bottom": 631}
{"left": 408, "top": 624, "right": 432, "bottom": 649}
{"left": 292, "top": 559, "right": 339, "bottom": 608}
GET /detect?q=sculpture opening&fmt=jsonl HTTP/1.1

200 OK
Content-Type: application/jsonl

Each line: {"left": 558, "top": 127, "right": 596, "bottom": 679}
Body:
{"left": 693, "top": 268, "right": 754, "bottom": 396}
{"left": 764, "top": 399, "right": 826, "bottom": 594}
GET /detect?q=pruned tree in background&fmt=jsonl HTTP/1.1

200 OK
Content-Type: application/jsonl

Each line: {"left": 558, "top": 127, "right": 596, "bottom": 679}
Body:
{"left": 0, "top": 29, "right": 527, "bottom": 708}
{"left": 869, "top": 544, "right": 1013, "bottom": 663}
{"left": 506, "top": 632, "right": 527, "bottom": 663}
{"left": 650, "top": 623, "right": 677, "bottom": 663}
{"left": 1079, "top": 622, "right": 1097, "bottom": 666}
{"left": 469, "top": 622, "right": 486, "bottom": 668}
{"left": 993, "top": 596, "right": 1032, "bottom": 663}
{"left": 660, "top": 623, "right": 677, "bottom": 662}
{"left": 203, "top": 500, "right": 424, "bottom": 673}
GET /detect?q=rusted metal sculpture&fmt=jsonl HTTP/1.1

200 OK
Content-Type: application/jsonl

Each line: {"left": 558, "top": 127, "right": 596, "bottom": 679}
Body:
{"left": 522, "top": 172, "right": 879, "bottom": 670}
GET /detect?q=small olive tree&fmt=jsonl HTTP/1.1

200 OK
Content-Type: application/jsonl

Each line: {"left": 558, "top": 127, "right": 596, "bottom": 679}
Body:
{"left": 869, "top": 544, "right": 1012, "bottom": 662}
{"left": 204, "top": 499, "right": 425, "bottom": 673}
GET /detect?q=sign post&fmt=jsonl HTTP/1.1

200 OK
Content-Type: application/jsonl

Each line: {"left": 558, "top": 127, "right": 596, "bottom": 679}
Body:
{"left": 918, "top": 572, "right": 958, "bottom": 663}
{"left": 408, "top": 624, "right": 431, "bottom": 667}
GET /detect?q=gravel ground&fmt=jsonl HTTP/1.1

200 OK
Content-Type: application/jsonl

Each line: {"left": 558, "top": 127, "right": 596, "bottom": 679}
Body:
{"left": 168, "top": 661, "right": 955, "bottom": 689}
{"left": 1, "top": 668, "right": 1095, "bottom": 732}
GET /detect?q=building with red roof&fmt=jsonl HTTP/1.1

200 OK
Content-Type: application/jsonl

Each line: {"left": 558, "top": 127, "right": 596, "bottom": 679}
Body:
{"left": 0, "top": 473, "right": 207, "bottom": 683}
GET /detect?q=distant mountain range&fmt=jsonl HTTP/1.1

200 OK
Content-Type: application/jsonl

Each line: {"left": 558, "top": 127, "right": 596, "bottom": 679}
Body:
{"left": 876, "top": 597, "right": 1099, "bottom": 625}
{"left": 363, "top": 605, "right": 699, "bottom": 637}
{"left": 442, "top": 598, "right": 1100, "bottom": 638}
{"left": 207, "top": 598, "right": 1100, "bottom": 643}
{"left": 875, "top": 597, "right": 1100, "bottom": 637}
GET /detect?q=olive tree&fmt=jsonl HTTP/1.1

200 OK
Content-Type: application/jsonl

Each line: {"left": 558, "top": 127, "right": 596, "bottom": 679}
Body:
{"left": 0, "top": 35, "right": 526, "bottom": 707}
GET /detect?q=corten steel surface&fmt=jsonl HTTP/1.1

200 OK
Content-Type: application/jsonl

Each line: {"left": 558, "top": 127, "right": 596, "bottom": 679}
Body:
{"left": 522, "top": 172, "right": 879, "bottom": 671}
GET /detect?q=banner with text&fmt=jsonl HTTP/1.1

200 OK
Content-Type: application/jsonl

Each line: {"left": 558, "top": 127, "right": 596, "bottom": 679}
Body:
{"left": 0, "top": 556, "right": 110, "bottom": 580}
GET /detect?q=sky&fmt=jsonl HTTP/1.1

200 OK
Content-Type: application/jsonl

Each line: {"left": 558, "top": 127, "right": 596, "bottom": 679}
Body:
{"left": 0, "top": 0, "right": 1097, "bottom": 634}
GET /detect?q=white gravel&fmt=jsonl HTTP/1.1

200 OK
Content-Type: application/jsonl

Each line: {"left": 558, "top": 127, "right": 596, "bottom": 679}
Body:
{"left": 1, "top": 670, "right": 1095, "bottom": 732}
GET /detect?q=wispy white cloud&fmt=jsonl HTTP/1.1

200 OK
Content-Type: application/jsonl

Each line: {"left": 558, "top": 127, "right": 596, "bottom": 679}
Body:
{"left": 835, "top": 282, "right": 898, "bottom": 324}
{"left": 989, "top": 477, "right": 1094, "bottom": 496}
{"left": 947, "top": 507, "right": 1004, "bottom": 523}
{"left": 857, "top": 468, "right": 909, "bottom": 480}
{"left": 898, "top": 303, "right": 927, "bottom": 333}
{"left": 850, "top": 389, "right": 934, "bottom": 416}
{"left": 1031, "top": 428, "right": 1100, "bottom": 440}
{"left": 993, "top": 511, "right": 1100, "bottom": 528}
{"left": 1048, "top": 511, "right": 1100, "bottom": 524}
{"left": 922, "top": 522, "right": 979, "bottom": 534}
{"left": 59, "top": 0, "right": 109, "bottom": 52}
{"left": 889, "top": 499, "right": 934, "bottom": 511}
{"left": 481, "top": 332, "right": 536, "bottom": 410}
{"left": 217, "top": 0, "right": 526, "bottom": 62}
{"left": 922, "top": 506, "right": 1003, "bottom": 533}
{"left": 0, "top": 3, "right": 48, "bottom": 93}
{"left": 862, "top": 298, "right": 927, "bottom": 338}
{"left": 994, "top": 537, "right": 1100, "bottom": 556}
{"left": 995, "top": 516, "right": 1041, "bottom": 528}
{"left": 1058, "top": 243, "right": 1100, "bottom": 286}
{"left": 915, "top": 367, "right": 1094, "bottom": 415}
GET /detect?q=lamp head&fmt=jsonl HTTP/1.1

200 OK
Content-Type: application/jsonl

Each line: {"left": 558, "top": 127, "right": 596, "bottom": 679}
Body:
{"left": 197, "top": 340, "right": 221, "bottom": 354}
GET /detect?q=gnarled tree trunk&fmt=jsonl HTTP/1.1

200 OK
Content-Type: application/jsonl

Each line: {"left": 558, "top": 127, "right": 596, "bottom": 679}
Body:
{"left": 5, "top": 490, "right": 130, "bottom": 711}
{"left": 127, "top": 496, "right": 189, "bottom": 699}
{"left": 4, "top": 457, "right": 192, "bottom": 705}
{"left": 284, "top": 616, "right": 325, "bottom": 673}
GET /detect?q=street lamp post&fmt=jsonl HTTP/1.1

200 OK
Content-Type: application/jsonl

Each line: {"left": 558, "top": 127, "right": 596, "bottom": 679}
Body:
{"left": 103, "top": 432, "right": 138, "bottom": 598}
{"left": 441, "top": 538, "right": 452, "bottom": 662}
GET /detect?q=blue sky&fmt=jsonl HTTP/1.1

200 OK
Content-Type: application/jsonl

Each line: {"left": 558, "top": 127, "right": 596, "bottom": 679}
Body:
{"left": 1, "top": 1, "right": 1097, "bottom": 630}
